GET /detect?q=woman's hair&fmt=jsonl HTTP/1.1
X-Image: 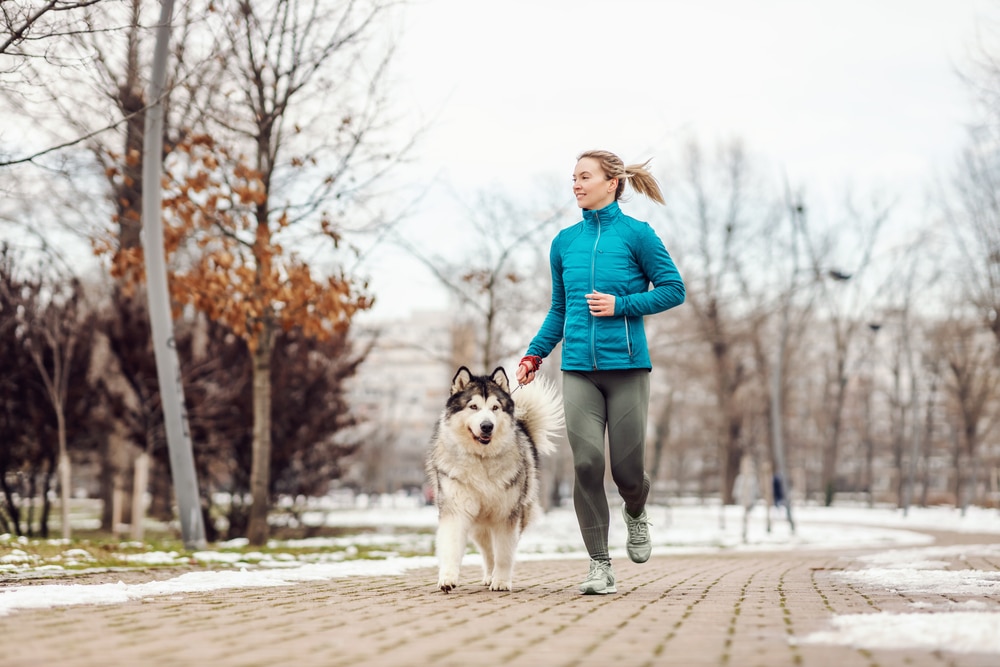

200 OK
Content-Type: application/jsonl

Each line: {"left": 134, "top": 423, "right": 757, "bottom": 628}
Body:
{"left": 578, "top": 149, "right": 665, "bottom": 205}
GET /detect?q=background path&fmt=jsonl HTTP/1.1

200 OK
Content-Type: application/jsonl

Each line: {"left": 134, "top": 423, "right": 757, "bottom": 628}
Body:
{"left": 1, "top": 530, "right": 998, "bottom": 667}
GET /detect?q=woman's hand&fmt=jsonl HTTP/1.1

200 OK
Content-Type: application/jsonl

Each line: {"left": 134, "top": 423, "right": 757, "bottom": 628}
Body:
{"left": 516, "top": 355, "right": 542, "bottom": 385}
{"left": 586, "top": 291, "right": 616, "bottom": 317}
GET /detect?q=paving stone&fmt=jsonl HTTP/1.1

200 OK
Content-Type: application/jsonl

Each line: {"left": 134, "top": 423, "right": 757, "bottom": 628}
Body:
{"left": 1, "top": 531, "right": 997, "bottom": 667}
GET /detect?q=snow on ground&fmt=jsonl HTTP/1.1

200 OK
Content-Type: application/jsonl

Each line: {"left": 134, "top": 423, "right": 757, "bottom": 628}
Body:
{"left": 1, "top": 502, "right": 999, "bottom": 654}
{"left": 797, "top": 539, "right": 1000, "bottom": 654}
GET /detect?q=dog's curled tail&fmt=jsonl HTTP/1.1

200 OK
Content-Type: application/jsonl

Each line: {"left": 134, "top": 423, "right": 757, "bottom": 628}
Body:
{"left": 513, "top": 375, "right": 564, "bottom": 456}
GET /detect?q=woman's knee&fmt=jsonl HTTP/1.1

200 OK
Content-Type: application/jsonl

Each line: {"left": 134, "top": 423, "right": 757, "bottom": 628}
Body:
{"left": 610, "top": 461, "right": 644, "bottom": 495}
{"left": 574, "top": 453, "right": 605, "bottom": 487}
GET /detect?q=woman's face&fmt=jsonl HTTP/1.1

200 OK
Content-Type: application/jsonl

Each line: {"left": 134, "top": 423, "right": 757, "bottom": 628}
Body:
{"left": 572, "top": 157, "right": 616, "bottom": 210}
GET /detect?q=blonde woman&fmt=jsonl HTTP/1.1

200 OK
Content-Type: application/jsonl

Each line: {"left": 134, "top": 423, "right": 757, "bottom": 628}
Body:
{"left": 516, "top": 150, "right": 685, "bottom": 594}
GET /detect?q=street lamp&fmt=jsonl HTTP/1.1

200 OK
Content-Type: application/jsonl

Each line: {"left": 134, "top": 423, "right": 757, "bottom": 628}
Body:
{"left": 770, "top": 267, "right": 852, "bottom": 534}
{"left": 827, "top": 269, "right": 853, "bottom": 282}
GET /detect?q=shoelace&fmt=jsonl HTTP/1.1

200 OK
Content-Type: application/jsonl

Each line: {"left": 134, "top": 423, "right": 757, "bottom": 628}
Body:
{"left": 589, "top": 560, "right": 611, "bottom": 577}
{"left": 627, "top": 515, "right": 651, "bottom": 543}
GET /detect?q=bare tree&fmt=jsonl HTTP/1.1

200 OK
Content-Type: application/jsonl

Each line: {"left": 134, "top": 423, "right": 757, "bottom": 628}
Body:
{"left": 868, "top": 236, "right": 942, "bottom": 509}
{"left": 947, "top": 136, "right": 1000, "bottom": 348}
{"left": 398, "top": 188, "right": 568, "bottom": 371}
{"left": 177, "top": 0, "right": 410, "bottom": 545}
{"left": 928, "top": 315, "right": 999, "bottom": 512}
{"left": 664, "top": 139, "right": 775, "bottom": 504}
{"left": 646, "top": 300, "right": 716, "bottom": 501}
{"left": 0, "top": 245, "right": 43, "bottom": 535}
{"left": 0, "top": 0, "right": 172, "bottom": 169}
{"left": 951, "top": 27, "right": 1000, "bottom": 347}
{"left": 794, "top": 191, "right": 889, "bottom": 505}
{"left": 1, "top": 1, "right": 111, "bottom": 57}
{"left": 2, "top": 256, "right": 94, "bottom": 539}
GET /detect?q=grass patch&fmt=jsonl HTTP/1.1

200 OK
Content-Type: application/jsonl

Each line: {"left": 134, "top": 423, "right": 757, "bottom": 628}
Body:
{"left": 1, "top": 522, "right": 436, "bottom": 580}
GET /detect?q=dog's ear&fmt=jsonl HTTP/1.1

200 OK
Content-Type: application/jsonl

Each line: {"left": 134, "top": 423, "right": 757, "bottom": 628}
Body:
{"left": 451, "top": 367, "right": 473, "bottom": 395}
{"left": 490, "top": 366, "right": 510, "bottom": 393}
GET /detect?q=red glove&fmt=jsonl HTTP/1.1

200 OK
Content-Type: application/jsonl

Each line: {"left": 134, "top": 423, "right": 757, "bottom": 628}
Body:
{"left": 516, "top": 355, "right": 542, "bottom": 385}
{"left": 520, "top": 355, "right": 542, "bottom": 372}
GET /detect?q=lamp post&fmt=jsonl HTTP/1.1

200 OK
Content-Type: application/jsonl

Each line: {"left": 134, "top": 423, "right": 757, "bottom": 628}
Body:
{"left": 770, "top": 301, "right": 795, "bottom": 533}
{"left": 770, "top": 266, "right": 852, "bottom": 534}
{"left": 142, "top": 0, "right": 206, "bottom": 549}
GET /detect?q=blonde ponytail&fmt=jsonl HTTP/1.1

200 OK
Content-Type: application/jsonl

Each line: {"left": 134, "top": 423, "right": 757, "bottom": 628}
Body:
{"left": 578, "top": 150, "right": 665, "bottom": 205}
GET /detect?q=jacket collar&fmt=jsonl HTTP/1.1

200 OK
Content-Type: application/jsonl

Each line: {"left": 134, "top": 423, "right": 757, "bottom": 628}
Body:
{"left": 582, "top": 200, "right": 622, "bottom": 226}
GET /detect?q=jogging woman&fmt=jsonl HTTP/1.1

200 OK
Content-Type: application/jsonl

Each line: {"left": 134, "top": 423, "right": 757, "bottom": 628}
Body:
{"left": 516, "top": 150, "right": 685, "bottom": 594}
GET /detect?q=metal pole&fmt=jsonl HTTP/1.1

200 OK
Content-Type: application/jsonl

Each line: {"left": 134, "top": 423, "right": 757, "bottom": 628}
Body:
{"left": 772, "top": 186, "right": 801, "bottom": 535}
{"left": 142, "top": 0, "right": 206, "bottom": 549}
{"left": 902, "top": 321, "right": 920, "bottom": 517}
{"left": 771, "top": 298, "right": 796, "bottom": 534}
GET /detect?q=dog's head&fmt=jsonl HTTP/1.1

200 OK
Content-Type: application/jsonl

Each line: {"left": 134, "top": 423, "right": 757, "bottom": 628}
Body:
{"left": 443, "top": 366, "right": 515, "bottom": 447}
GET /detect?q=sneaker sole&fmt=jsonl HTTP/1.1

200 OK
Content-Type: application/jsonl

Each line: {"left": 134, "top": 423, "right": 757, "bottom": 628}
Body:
{"left": 627, "top": 547, "right": 651, "bottom": 564}
{"left": 580, "top": 584, "right": 617, "bottom": 595}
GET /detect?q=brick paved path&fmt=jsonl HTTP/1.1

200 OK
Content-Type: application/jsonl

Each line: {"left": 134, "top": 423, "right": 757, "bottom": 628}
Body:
{"left": 1, "top": 531, "right": 998, "bottom": 667}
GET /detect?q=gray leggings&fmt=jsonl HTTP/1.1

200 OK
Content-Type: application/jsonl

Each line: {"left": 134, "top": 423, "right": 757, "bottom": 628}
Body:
{"left": 562, "top": 369, "right": 651, "bottom": 561}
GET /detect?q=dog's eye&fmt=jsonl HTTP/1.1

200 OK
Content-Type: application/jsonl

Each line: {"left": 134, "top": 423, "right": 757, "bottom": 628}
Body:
{"left": 491, "top": 405, "right": 500, "bottom": 411}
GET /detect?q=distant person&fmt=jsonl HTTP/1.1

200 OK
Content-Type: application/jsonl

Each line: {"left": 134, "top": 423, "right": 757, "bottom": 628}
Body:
{"left": 516, "top": 150, "right": 685, "bottom": 594}
{"left": 772, "top": 475, "right": 785, "bottom": 508}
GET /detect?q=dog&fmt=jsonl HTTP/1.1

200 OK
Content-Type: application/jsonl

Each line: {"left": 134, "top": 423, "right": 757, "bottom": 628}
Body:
{"left": 425, "top": 365, "right": 563, "bottom": 593}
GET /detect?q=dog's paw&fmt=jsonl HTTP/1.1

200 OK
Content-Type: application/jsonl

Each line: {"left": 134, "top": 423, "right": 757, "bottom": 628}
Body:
{"left": 481, "top": 575, "right": 493, "bottom": 587}
{"left": 438, "top": 576, "right": 458, "bottom": 593}
{"left": 438, "top": 565, "right": 460, "bottom": 593}
{"left": 489, "top": 580, "right": 512, "bottom": 592}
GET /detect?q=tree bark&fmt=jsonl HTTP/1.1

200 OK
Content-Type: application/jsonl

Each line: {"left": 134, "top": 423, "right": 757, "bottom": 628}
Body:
{"left": 130, "top": 451, "right": 149, "bottom": 540}
{"left": 247, "top": 320, "right": 274, "bottom": 546}
{"left": 57, "top": 410, "right": 71, "bottom": 540}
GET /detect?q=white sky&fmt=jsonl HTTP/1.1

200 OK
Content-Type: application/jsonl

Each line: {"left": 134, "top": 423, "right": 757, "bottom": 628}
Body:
{"left": 358, "top": 0, "right": 999, "bottom": 320}
{"left": 2, "top": 1, "right": 995, "bottom": 322}
{"left": 2, "top": 503, "right": 1000, "bottom": 654}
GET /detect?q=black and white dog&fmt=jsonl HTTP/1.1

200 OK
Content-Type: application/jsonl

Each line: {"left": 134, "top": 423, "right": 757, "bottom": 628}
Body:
{"left": 425, "top": 366, "right": 562, "bottom": 592}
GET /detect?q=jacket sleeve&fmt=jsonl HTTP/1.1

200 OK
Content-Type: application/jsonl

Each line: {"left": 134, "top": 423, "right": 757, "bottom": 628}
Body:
{"left": 526, "top": 235, "right": 566, "bottom": 358}
{"left": 616, "top": 223, "right": 685, "bottom": 317}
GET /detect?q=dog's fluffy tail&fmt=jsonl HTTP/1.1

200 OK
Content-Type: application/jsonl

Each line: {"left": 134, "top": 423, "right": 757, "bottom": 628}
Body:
{"left": 513, "top": 375, "right": 564, "bottom": 456}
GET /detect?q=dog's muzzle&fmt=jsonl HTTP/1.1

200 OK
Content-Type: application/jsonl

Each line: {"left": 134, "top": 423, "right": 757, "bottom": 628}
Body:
{"left": 472, "top": 421, "right": 493, "bottom": 445}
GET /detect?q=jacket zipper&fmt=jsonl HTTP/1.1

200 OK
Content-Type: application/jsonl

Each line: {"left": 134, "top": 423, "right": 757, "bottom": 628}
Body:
{"left": 624, "top": 317, "right": 632, "bottom": 358}
{"left": 590, "top": 211, "right": 601, "bottom": 369}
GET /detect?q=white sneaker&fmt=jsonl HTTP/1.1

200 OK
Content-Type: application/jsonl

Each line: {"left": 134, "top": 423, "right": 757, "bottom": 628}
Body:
{"left": 579, "top": 559, "right": 617, "bottom": 595}
{"left": 622, "top": 504, "right": 652, "bottom": 563}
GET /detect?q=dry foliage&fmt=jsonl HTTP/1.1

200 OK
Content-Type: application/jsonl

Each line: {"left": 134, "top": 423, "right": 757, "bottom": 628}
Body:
{"left": 95, "top": 134, "right": 372, "bottom": 350}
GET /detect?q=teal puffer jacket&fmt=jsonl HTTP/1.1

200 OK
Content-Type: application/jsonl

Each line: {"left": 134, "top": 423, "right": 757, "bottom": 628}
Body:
{"left": 526, "top": 200, "right": 684, "bottom": 371}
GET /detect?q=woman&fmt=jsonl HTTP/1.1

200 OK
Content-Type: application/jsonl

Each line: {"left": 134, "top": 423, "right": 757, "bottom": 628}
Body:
{"left": 516, "top": 150, "right": 685, "bottom": 595}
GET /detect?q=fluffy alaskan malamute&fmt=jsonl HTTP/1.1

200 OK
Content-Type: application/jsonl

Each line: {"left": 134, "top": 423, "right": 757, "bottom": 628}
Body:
{"left": 426, "top": 366, "right": 563, "bottom": 593}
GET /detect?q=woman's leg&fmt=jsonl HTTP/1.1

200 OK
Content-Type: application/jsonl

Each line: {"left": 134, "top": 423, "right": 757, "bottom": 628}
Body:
{"left": 603, "top": 369, "right": 651, "bottom": 516}
{"left": 562, "top": 371, "right": 611, "bottom": 560}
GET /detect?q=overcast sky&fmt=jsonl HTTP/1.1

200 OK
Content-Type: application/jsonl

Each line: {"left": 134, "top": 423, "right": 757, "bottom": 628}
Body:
{"left": 4, "top": 1, "right": 995, "bottom": 322}
{"left": 356, "top": 0, "right": 998, "bottom": 320}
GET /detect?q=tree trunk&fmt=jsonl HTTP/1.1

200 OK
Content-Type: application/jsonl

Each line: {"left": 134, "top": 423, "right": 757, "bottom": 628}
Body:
{"left": 709, "top": 331, "right": 743, "bottom": 505}
{"left": 820, "top": 374, "right": 848, "bottom": 506}
{"left": 863, "top": 408, "right": 875, "bottom": 507}
{"left": 112, "top": 483, "right": 124, "bottom": 537}
{"left": 57, "top": 407, "right": 71, "bottom": 540}
{"left": 962, "top": 444, "right": 977, "bottom": 514}
{"left": 247, "top": 321, "right": 274, "bottom": 546}
{"left": 130, "top": 451, "right": 149, "bottom": 540}
{"left": 722, "top": 417, "right": 743, "bottom": 505}
{"left": 41, "top": 461, "right": 53, "bottom": 538}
